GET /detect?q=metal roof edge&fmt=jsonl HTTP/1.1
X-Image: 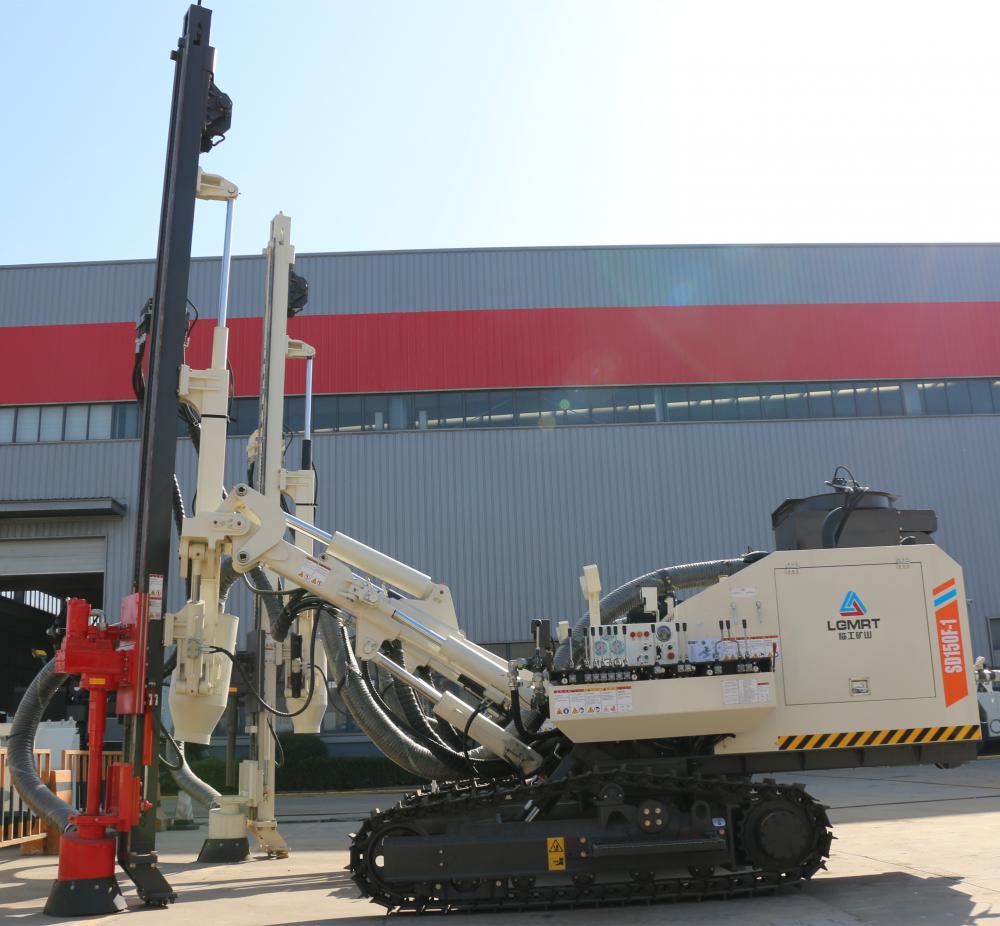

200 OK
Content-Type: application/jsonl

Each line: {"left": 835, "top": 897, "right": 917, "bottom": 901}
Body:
{"left": 4, "top": 241, "right": 1000, "bottom": 272}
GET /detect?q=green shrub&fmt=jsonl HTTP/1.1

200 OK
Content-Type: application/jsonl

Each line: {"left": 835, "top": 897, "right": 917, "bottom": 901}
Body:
{"left": 160, "top": 754, "right": 422, "bottom": 796}
{"left": 277, "top": 756, "right": 423, "bottom": 792}
{"left": 276, "top": 732, "right": 327, "bottom": 762}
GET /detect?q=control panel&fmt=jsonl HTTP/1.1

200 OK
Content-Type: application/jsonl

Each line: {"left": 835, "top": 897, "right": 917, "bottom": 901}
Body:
{"left": 586, "top": 620, "right": 680, "bottom": 668}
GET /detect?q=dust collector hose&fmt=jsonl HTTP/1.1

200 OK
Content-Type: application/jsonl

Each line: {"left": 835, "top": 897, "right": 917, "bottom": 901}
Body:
{"left": 318, "top": 612, "right": 468, "bottom": 781}
{"left": 552, "top": 553, "right": 767, "bottom": 670}
{"left": 7, "top": 659, "right": 76, "bottom": 832}
{"left": 169, "top": 740, "right": 221, "bottom": 808}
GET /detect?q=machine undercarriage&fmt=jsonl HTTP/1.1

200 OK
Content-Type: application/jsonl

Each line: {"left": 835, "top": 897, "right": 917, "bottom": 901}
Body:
{"left": 350, "top": 770, "right": 832, "bottom": 912}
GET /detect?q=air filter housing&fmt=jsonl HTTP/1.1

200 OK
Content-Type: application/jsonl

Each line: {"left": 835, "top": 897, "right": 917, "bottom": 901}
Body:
{"left": 771, "top": 489, "right": 936, "bottom": 550}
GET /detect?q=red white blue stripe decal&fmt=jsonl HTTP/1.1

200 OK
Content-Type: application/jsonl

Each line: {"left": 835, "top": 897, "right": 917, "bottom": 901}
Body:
{"left": 933, "top": 578, "right": 968, "bottom": 707}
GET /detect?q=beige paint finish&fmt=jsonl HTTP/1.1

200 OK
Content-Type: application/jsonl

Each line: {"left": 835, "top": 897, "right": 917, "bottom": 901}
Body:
{"left": 548, "top": 673, "right": 775, "bottom": 742}
{"left": 775, "top": 561, "right": 935, "bottom": 706}
{"left": 550, "top": 544, "right": 980, "bottom": 754}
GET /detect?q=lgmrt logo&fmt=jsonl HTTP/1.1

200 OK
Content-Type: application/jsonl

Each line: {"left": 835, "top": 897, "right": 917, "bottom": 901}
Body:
{"left": 827, "top": 591, "right": 880, "bottom": 640}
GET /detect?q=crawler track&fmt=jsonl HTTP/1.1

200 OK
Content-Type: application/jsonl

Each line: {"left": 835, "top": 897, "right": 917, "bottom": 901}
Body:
{"left": 348, "top": 770, "right": 832, "bottom": 913}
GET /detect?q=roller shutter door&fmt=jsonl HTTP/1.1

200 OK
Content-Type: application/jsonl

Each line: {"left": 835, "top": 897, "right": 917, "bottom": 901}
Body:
{"left": 0, "top": 537, "right": 106, "bottom": 577}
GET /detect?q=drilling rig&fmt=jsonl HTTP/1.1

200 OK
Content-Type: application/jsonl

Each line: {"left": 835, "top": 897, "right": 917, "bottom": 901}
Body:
{"left": 7, "top": 2, "right": 983, "bottom": 917}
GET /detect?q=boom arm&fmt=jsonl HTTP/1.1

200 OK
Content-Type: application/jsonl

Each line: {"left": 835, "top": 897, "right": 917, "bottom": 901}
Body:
{"left": 184, "top": 483, "right": 543, "bottom": 772}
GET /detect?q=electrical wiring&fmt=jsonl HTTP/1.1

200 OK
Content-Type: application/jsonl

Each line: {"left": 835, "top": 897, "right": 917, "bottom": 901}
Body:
{"left": 243, "top": 574, "right": 303, "bottom": 598}
{"left": 153, "top": 711, "right": 184, "bottom": 771}
{"left": 208, "top": 599, "right": 325, "bottom": 718}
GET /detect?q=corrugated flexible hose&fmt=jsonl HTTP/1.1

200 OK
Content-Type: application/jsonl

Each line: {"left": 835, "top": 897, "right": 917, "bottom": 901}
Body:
{"left": 7, "top": 659, "right": 76, "bottom": 832}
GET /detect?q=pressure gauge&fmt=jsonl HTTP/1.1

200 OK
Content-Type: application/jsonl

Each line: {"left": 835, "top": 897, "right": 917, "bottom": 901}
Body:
{"left": 610, "top": 638, "right": 626, "bottom": 658}
{"left": 593, "top": 639, "right": 610, "bottom": 659}
{"left": 655, "top": 623, "right": 672, "bottom": 643}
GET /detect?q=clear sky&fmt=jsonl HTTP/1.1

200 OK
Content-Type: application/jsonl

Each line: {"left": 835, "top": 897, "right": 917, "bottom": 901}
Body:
{"left": 3, "top": 0, "right": 1000, "bottom": 265}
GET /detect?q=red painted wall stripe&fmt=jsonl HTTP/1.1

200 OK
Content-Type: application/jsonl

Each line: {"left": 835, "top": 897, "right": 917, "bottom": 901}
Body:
{"left": 3, "top": 301, "right": 1000, "bottom": 405}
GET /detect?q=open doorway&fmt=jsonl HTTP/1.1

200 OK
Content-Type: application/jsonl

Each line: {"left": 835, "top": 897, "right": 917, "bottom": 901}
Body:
{"left": 0, "top": 571, "right": 103, "bottom": 718}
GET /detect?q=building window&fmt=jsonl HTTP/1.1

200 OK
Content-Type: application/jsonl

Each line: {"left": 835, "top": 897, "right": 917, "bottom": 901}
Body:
{"left": 15, "top": 407, "right": 40, "bottom": 442}
{"left": 64, "top": 405, "right": 89, "bottom": 440}
{"left": 3, "top": 376, "right": 1000, "bottom": 445}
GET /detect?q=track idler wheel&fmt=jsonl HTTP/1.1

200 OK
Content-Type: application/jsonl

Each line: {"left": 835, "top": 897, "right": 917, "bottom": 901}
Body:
{"left": 741, "top": 793, "right": 822, "bottom": 872}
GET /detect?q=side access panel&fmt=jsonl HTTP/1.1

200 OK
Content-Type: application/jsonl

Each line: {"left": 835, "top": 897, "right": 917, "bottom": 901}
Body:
{"left": 776, "top": 562, "right": 935, "bottom": 706}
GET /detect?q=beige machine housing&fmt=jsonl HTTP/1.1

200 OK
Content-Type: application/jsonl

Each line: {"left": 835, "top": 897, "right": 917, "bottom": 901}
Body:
{"left": 547, "top": 544, "right": 980, "bottom": 755}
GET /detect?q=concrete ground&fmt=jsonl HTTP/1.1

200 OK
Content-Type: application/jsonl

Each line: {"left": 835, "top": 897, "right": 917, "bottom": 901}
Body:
{"left": 5, "top": 760, "right": 1000, "bottom": 925}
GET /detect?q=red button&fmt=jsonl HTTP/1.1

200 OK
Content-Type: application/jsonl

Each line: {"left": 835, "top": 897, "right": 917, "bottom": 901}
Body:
{"left": 667, "top": 652, "right": 676, "bottom": 660}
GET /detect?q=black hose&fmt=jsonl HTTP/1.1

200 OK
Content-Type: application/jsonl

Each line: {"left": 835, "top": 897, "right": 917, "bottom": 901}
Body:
{"left": 217, "top": 556, "right": 284, "bottom": 634}
{"left": 821, "top": 488, "right": 868, "bottom": 549}
{"left": 358, "top": 655, "right": 506, "bottom": 775}
{"left": 171, "top": 474, "right": 186, "bottom": 537}
{"left": 385, "top": 642, "right": 452, "bottom": 748}
{"left": 821, "top": 506, "right": 844, "bottom": 549}
{"left": 510, "top": 688, "right": 560, "bottom": 741}
{"left": 835, "top": 488, "right": 868, "bottom": 546}
{"left": 7, "top": 659, "right": 76, "bottom": 832}
{"left": 318, "top": 612, "right": 467, "bottom": 780}
{"left": 269, "top": 588, "right": 310, "bottom": 643}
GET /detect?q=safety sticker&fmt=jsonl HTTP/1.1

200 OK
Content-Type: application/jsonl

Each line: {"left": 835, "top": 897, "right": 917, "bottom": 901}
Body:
{"left": 722, "top": 678, "right": 771, "bottom": 706}
{"left": 148, "top": 573, "right": 164, "bottom": 620}
{"left": 546, "top": 837, "right": 566, "bottom": 871}
{"left": 551, "top": 685, "right": 633, "bottom": 717}
{"left": 296, "top": 556, "right": 330, "bottom": 588}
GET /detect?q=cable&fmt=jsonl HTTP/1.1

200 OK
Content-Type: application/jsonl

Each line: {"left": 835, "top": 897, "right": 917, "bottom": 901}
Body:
{"left": 153, "top": 712, "right": 184, "bottom": 771}
{"left": 243, "top": 574, "right": 303, "bottom": 598}
{"left": 268, "top": 719, "right": 285, "bottom": 768}
{"left": 208, "top": 601, "right": 324, "bottom": 718}
{"left": 185, "top": 298, "right": 200, "bottom": 343}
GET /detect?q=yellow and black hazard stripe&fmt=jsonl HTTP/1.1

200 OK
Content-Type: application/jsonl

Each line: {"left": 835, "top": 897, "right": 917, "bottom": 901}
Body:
{"left": 777, "top": 724, "right": 981, "bottom": 751}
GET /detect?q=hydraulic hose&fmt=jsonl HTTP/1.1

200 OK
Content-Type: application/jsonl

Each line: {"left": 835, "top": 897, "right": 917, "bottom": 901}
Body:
{"left": 218, "top": 555, "right": 284, "bottom": 633}
{"left": 385, "top": 642, "right": 452, "bottom": 748}
{"left": 552, "top": 552, "right": 767, "bottom": 670}
{"left": 371, "top": 644, "right": 510, "bottom": 775}
{"left": 7, "top": 659, "right": 75, "bottom": 832}
{"left": 318, "top": 611, "right": 468, "bottom": 781}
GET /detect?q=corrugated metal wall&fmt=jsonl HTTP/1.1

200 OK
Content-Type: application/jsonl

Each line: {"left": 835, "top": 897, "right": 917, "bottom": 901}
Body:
{"left": 0, "top": 441, "right": 140, "bottom": 610}
{"left": 5, "top": 243, "right": 1000, "bottom": 326}
{"left": 3, "top": 415, "right": 999, "bottom": 659}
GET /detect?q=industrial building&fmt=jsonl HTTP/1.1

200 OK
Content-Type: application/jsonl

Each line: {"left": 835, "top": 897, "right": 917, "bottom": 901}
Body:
{"left": 3, "top": 242, "right": 1000, "bottom": 741}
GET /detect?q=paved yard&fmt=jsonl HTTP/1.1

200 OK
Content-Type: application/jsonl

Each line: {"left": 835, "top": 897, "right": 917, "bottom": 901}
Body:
{"left": 4, "top": 759, "right": 1000, "bottom": 924}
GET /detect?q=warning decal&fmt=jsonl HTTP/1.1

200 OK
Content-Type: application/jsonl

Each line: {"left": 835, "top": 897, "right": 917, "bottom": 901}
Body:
{"left": 296, "top": 556, "right": 331, "bottom": 589}
{"left": 722, "top": 678, "right": 772, "bottom": 706}
{"left": 550, "top": 685, "right": 633, "bottom": 717}
{"left": 546, "top": 837, "right": 566, "bottom": 871}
